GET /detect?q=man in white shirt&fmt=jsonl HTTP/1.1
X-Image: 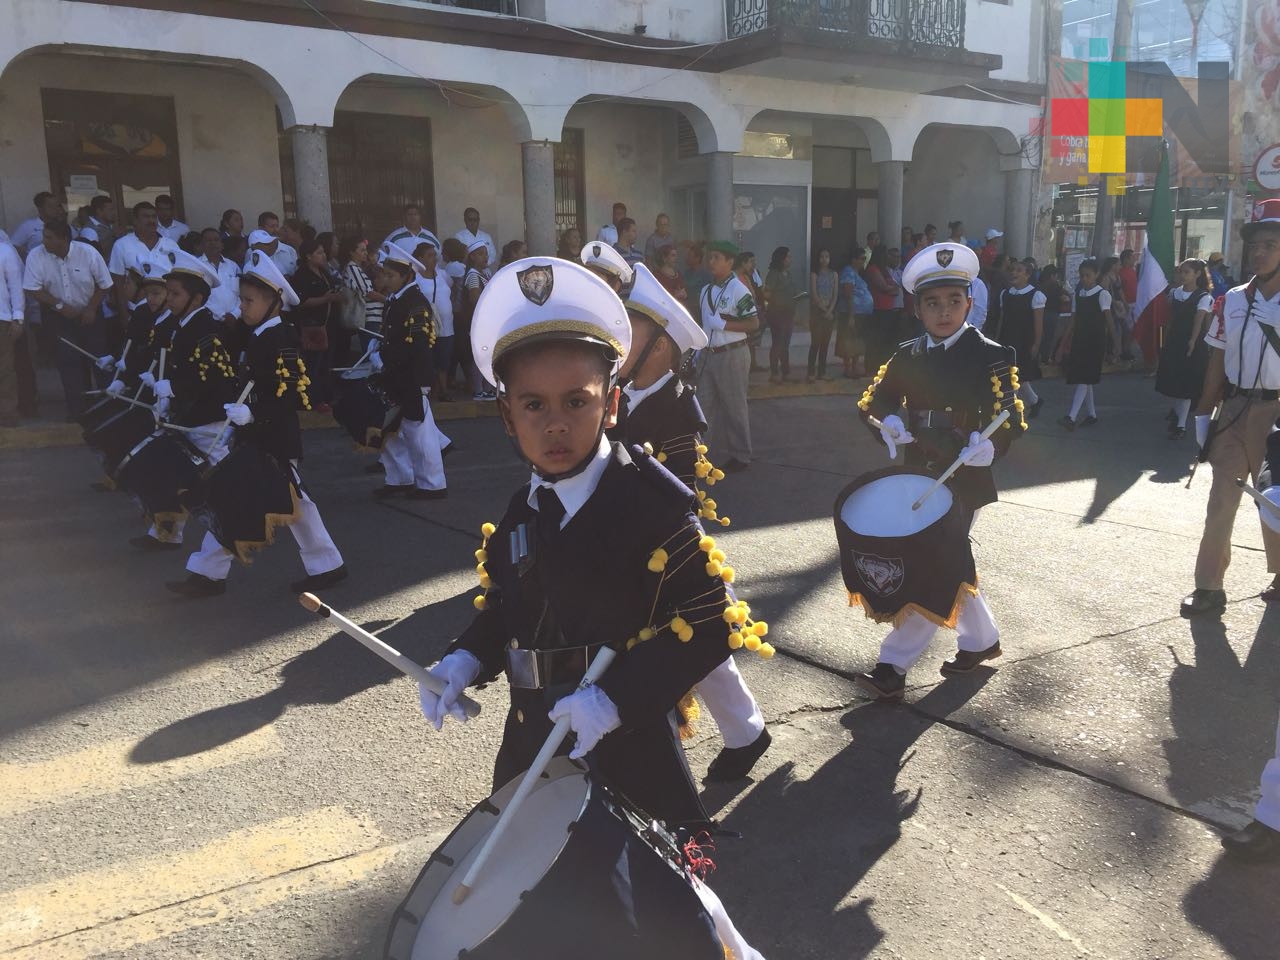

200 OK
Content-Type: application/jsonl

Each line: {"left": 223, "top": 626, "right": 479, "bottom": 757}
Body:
{"left": 595, "top": 202, "right": 628, "bottom": 246}
{"left": 23, "top": 220, "right": 113, "bottom": 417}
{"left": 108, "top": 201, "right": 179, "bottom": 319}
{"left": 453, "top": 207, "right": 497, "bottom": 264}
{"left": 199, "top": 228, "right": 241, "bottom": 322}
{"left": 154, "top": 194, "right": 190, "bottom": 243}
{"left": 10, "top": 191, "right": 66, "bottom": 257}
{"left": 385, "top": 204, "right": 441, "bottom": 256}
{"left": 967, "top": 273, "right": 989, "bottom": 330}
{"left": 0, "top": 236, "right": 24, "bottom": 425}
{"left": 697, "top": 240, "right": 758, "bottom": 472}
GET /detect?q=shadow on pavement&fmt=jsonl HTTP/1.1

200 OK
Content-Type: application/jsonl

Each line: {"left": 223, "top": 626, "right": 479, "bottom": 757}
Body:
{"left": 1183, "top": 852, "right": 1280, "bottom": 959}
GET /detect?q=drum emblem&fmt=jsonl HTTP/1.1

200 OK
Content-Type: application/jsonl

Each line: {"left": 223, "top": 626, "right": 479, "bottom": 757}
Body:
{"left": 517, "top": 264, "right": 555, "bottom": 306}
{"left": 853, "top": 552, "right": 904, "bottom": 596}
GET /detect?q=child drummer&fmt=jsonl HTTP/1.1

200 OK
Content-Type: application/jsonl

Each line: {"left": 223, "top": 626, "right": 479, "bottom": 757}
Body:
{"left": 855, "top": 242, "right": 1027, "bottom": 700}
{"left": 611, "top": 263, "right": 771, "bottom": 782}
{"left": 417, "top": 257, "right": 774, "bottom": 832}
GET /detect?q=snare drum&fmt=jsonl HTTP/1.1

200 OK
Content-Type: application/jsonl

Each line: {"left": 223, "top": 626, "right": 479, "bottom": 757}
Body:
{"left": 85, "top": 406, "right": 157, "bottom": 478}
{"left": 833, "top": 466, "right": 977, "bottom": 627}
{"left": 77, "top": 395, "right": 129, "bottom": 438}
{"left": 187, "top": 443, "right": 300, "bottom": 563}
{"left": 384, "top": 758, "right": 725, "bottom": 960}
{"left": 333, "top": 377, "right": 401, "bottom": 451}
{"left": 116, "top": 432, "right": 210, "bottom": 535}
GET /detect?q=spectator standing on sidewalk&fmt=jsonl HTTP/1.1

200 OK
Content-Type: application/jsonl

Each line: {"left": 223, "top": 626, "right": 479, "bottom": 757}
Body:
{"left": 0, "top": 236, "right": 24, "bottom": 427}
{"left": 763, "top": 246, "right": 797, "bottom": 383}
{"left": 807, "top": 248, "right": 838, "bottom": 382}
{"left": 698, "top": 240, "right": 758, "bottom": 472}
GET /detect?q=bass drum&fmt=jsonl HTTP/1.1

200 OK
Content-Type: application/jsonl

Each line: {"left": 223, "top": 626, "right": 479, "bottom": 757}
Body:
{"left": 186, "top": 443, "right": 300, "bottom": 563}
{"left": 833, "top": 466, "right": 977, "bottom": 628}
{"left": 85, "top": 406, "right": 157, "bottom": 479}
{"left": 384, "top": 758, "right": 725, "bottom": 960}
{"left": 116, "top": 432, "right": 210, "bottom": 535}
{"left": 333, "top": 375, "right": 401, "bottom": 452}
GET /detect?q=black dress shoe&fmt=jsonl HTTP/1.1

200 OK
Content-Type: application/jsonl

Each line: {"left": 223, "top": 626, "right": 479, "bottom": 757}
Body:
{"left": 165, "top": 573, "right": 226, "bottom": 598}
{"left": 1180, "top": 588, "right": 1226, "bottom": 619}
{"left": 129, "top": 535, "right": 182, "bottom": 552}
{"left": 406, "top": 487, "right": 448, "bottom": 500}
{"left": 373, "top": 484, "right": 414, "bottom": 499}
{"left": 855, "top": 663, "right": 905, "bottom": 701}
{"left": 290, "top": 565, "right": 348, "bottom": 595}
{"left": 1261, "top": 577, "right": 1280, "bottom": 603}
{"left": 1028, "top": 398, "right": 1044, "bottom": 419}
{"left": 363, "top": 461, "right": 385, "bottom": 475}
{"left": 704, "top": 729, "right": 772, "bottom": 783}
{"left": 1058, "top": 415, "right": 1076, "bottom": 432}
{"left": 1079, "top": 415, "right": 1099, "bottom": 427}
{"left": 1222, "top": 819, "right": 1280, "bottom": 862}
{"left": 940, "top": 642, "right": 1002, "bottom": 675}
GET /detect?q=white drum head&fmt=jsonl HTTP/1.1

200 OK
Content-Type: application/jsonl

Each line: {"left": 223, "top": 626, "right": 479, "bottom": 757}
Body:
{"left": 841, "top": 473, "right": 952, "bottom": 538}
{"left": 412, "top": 765, "right": 590, "bottom": 960}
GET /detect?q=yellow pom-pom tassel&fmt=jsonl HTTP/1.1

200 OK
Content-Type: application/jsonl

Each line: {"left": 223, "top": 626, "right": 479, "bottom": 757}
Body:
{"left": 696, "top": 444, "right": 708, "bottom": 455}
{"left": 639, "top": 627, "right": 654, "bottom": 642}
{"left": 475, "top": 548, "right": 488, "bottom": 562}
{"left": 656, "top": 451, "right": 667, "bottom": 463}
{"left": 719, "top": 517, "right": 731, "bottom": 527}
{"left": 479, "top": 575, "right": 492, "bottom": 590}
{"left": 758, "top": 642, "right": 776, "bottom": 659}
{"left": 709, "top": 548, "right": 726, "bottom": 563}
{"left": 727, "top": 631, "right": 744, "bottom": 649}
{"left": 475, "top": 563, "right": 487, "bottom": 577}
{"left": 670, "top": 616, "right": 689, "bottom": 633}
{"left": 752, "top": 621, "right": 768, "bottom": 636}
{"left": 704, "top": 499, "right": 717, "bottom": 511}
{"left": 744, "top": 636, "right": 762, "bottom": 652}
{"left": 705, "top": 560, "right": 723, "bottom": 577}
{"left": 711, "top": 468, "right": 726, "bottom": 481}
{"left": 722, "top": 608, "right": 738, "bottom": 624}
{"left": 697, "top": 490, "right": 707, "bottom": 501}
{"left": 481, "top": 522, "right": 496, "bottom": 537}
{"left": 472, "top": 595, "right": 487, "bottom": 610}
{"left": 720, "top": 566, "right": 736, "bottom": 583}
{"left": 626, "top": 636, "right": 639, "bottom": 650}
{"left": 699, "top": 536, "right": 715, "bottom": 552}
{"left": 677, "top": 626, "right": 694, "bottom": 643}
{"left": 647, "top": 548, "right": 669, "bottom": 572}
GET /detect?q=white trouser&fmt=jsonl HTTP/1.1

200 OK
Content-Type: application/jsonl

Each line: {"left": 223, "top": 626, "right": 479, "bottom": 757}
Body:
{"left": 692, "top": 879, "right": 766, "bottom": 960}
{"left": 186, "top": 465, "right": 343, "bottom": 582}
{"left": 697, "top": 656, "right": 766, "bottom": 749}
{"left": 380, "top": 389, "right": 447, "bottom": 490}
{"left": 1256, "top": 715, "right": 1280, "bottom": 831}
{"left": 878, "top": 589, "right": 1000, "bottom": 673}
{"left": 147, "top": 421, "right": 231, "bottom": 543}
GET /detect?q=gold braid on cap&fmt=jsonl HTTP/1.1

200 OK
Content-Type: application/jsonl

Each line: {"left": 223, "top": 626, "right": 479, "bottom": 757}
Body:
{"left": 493, "top": 319, "right": 626, "bottom": 364}
{"left": 624, "top": 301, "right": 669, "bottom": 329}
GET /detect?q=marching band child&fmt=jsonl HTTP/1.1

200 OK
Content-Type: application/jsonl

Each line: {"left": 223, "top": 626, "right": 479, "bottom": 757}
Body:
{"left": 105, "top": 251, "right": 173, "bottom": 397}
{"left": 167, "top": 251, "right": 346, "bottom": 597}
{"left": 611, "top": 263, "right": 771, "bottom": 781}
{"left": 855, "top": 242, "right": 1027, "bottom": 699}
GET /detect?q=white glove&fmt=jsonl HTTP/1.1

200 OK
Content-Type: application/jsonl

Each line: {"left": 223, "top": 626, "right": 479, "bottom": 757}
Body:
{"left": 369, "top": 351, "right": 384, "bottom": 372}
{"left": 547, "top": 684, "right": 621, "bottom": 760}
{"left": 958, "top": 431, "right": 995, "bottom": 468}
{"left": 1260, "top": 487, "right": 1280, "bottom": 535}
{"left": 96, "top": 354, "right": 115, "bottom": 371}
{"left": 223, "top": 402, "right": 252, "bottom": 426}
{"left": 1195, "top": 415, "right": 1211, "bottom": 450}
{"left": 153, "top": 379, "right": 174, "bottom": 400}
{"left": 139, "top": 371, "right": 156, "bottom": 389}
{"left": 155, "top": 396, "right": 171, "bottom": 419}
{"left": 418, "top": 650, "right": 482, "bottom": 731}
{"left": 105, "top": 379, "right": 126, "bottom": 396}
{"left": 878, "top": 414, "right": 914, "bottom": 460}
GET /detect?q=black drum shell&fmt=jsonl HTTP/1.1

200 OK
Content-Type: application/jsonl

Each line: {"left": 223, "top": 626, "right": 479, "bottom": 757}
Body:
{"left": 116, "top": 433, "right": 207, "bottom": 520}
{"left": 85, "top": 407, "right": 158, "bottom": 477}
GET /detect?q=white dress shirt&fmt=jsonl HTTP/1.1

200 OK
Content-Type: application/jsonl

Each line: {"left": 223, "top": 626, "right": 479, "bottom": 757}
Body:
{"left": 968, "top": 277, "right": 989, "bottom": 330}
{"left": 201, "top": 254, "right": 242, "bottom": 319}
{"left": 109, "top": 233, "right": 179, "bottom": 278}
{"left": 1205, "top": 282, "right": 1280, "bottom": 390}
{"left": 254, "top": 316, "right": 283, "bottom": 337}
{"left": 699, "top": 274, "right": 757, "bottom": 348}
{"left": 526, "top": 436, "right": 613, "bottom": 529}
{"left": 623, "top": 369, "right": 674, "bottom": 412}
{"left": 385, "top": 227, "right": 441, "bottom": 255}
{"left": 9, "top": 217, "right": 45, "bottom": 257}
{"left": 23, "top": 242, "right": 114, "bottom": 310}
{"left": 453, "top": 228, "right": 497, "bottom": 264}
{"left": 156, "top": 220, "right": 190, "bottom": 243}
{"left": 0, "top": 241, "right": 24, "bottom": 322}
{"left": 271, "top": 243, "right": 298, "bottom": 279}
{"left": 416, "top": 268, "right": 454, "bottom": 338}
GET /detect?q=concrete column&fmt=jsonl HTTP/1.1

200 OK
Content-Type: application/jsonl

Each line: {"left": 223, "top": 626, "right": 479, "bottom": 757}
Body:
{"left": 521, "top": 140, "right": 557, "bottom": 257}
{"left": 1003, "top": 167, "right": 1037, "bottom": 258}
{"left": 876, "top": 160, "right": 905, "bottom": 252}
{"left": 288, "top": 125, "right": 333, "bottom": 232}
{"left": 707, "top": 151, "right": 735, "bottom": 242}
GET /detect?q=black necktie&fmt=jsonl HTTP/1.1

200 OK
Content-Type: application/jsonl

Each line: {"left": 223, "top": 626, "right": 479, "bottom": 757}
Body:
{"left": 536, "top": 486, "right": 566, "bottom": 539}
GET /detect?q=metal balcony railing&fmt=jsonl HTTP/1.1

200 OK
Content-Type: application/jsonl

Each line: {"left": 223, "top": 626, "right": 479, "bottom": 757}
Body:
{"left": 726, "top": 0, "right": 966, "bottom": 50}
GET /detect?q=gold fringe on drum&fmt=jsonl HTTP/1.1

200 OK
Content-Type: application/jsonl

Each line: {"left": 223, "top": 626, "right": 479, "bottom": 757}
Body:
{"left": 847, "top": 578, "right": 980, "bottom": 630}
{"left": 228, "top": 482, "right": 303, "bottom": 565}
{"left": 677, "top": 691, "right": 701, "bottom": 741}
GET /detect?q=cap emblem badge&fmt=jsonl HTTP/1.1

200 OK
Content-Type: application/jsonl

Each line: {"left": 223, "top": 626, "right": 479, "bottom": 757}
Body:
{"left": 936, "top": 248, "right": 954, "bottom": 268}
{"left": 517, "top": 264, "right": 555, "bottom": 306}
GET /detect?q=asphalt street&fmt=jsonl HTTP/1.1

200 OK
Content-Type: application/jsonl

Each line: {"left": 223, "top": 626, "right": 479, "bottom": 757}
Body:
{"left": 2, "top": 372, "right": 1279, "bottom": 960}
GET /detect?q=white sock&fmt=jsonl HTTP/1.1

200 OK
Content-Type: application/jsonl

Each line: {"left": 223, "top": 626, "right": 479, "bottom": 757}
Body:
{"left": 1084, "top": 385, "right": 1097, "bottom": 418}
{"left": 1068, "top": 384, "right": 1087, "bottom": 420}
{"left": 1020, "top": 383, "right": 1040, "bottom": 405}
{"left": 1173, "top": 398, "right": 1192, "bottom": 427}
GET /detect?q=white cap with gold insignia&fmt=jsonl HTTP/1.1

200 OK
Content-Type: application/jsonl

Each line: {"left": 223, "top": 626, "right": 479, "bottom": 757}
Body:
{"left": 378, "top": 241, "right": 426, "bottom": 273}
{"left": 900, "top": 241, "right": 980, "bottom": 294}
{"left": 243, "top": 248, "right": 301, "bottom": 309}
{"left": 471, "top": 258, "right": 632, "bottom": 388}
{"left": 165, "top": 249, "right": 220, "bottom": 289}
{"left": 625, "top": 263, "right": 707, "bottom": 355}
{"left": 135, "top": 248, "right": 175, "bottom": 285}
{"left": 579, "top": 240, "right": 634, "bottom": 285}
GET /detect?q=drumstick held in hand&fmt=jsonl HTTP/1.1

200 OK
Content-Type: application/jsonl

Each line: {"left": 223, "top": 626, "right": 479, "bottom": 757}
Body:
{"left": 911, "top": 409, "right": 1011, "bottom": 511}
{"left": 206, "top": 381, "right": 253, "bottom": 455}
{"left": 452, "top": 645, "right": 617, "bottom": 906}
{"left": 297, "top": 593, "right": 482, "bottom": 718}
{"left": 1237, "top": 478, "right": 1280, "bottom": 520}
{"left": 59, "top": 336, "right": 103, "bottom": 364}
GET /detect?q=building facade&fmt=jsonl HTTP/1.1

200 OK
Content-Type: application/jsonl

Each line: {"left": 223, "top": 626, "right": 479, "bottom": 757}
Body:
{"left": 2, "top": 0, "right": 1045, "bottom": 281}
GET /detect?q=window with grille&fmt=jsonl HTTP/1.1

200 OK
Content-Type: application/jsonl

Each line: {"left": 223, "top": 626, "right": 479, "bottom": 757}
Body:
{"left": 554, "top": 128, "right": 586, "bottom": 239}
{"left": 328, "top": 111, "right": 436, "bottom": 243}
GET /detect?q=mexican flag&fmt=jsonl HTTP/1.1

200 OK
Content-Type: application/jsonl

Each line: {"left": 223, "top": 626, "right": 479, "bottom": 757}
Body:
{"left": 1133, "top": 141, "right": 1175, "bottom": 362}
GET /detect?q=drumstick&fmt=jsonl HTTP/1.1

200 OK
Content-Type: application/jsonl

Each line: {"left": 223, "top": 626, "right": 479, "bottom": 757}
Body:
{"left": 452, "top": 645, "right": 617, "bottom": 906}
{"left": 158, "top": 421, "right": 199, "bottom": 434}
{"left": 59, "top": 336, "right": 102, "bottom": 364}
{"left": 134, "top": 361, "right": 157, "bottom": 402}
{"left": 335, "top": 341, "right": 377, "bottom": 374}
{"left": 911, "top": 409, "right": 1011, "bottom": 511}
{"left": 360, "top": 328, "right": 385, "bottom": 341}
{"left": 1237, "top": 478, "right": 1280, "bottom": 520}
{"left": 297, "top": 593, "right": 482, "bottom": 718}
{"left": 206, "top": 381, "right": 253, "bottom": 456}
